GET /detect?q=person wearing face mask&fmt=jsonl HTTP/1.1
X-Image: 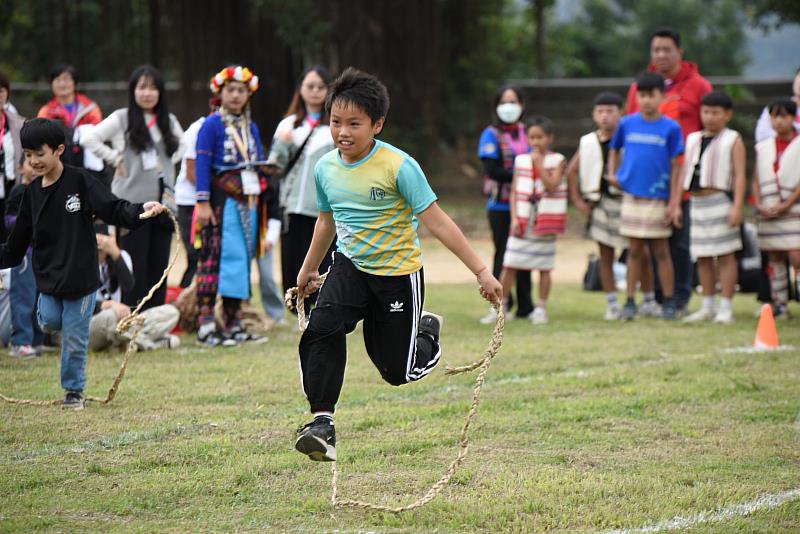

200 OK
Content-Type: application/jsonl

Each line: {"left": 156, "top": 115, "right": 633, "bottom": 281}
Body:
{"left": 477, "top": 85, "right": 534, "bottom": 324}
{"left": 81, "top": 65, "right": 185, "bottom": 311}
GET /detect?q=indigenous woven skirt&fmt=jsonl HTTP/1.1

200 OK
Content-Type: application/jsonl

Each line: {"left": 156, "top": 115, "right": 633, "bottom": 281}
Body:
{"left": 689, "top": 192, "right": 742, "bottom": 258}
{"left": 757, "top": 204, "right": 800, "bottom": 251}
{"left": 620, "top": 194, "right": 672, "bottom": 239}
{"left": 503, "top": 234, "right": 556, "bottom": 271}
{"left": 588, "top": 194, "right": 626, "bottom": 249}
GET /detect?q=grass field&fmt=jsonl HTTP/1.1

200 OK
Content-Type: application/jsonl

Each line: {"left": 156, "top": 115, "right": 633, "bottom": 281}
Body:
{"left": 1, "top": 284, "right": 799, "bottom": 533}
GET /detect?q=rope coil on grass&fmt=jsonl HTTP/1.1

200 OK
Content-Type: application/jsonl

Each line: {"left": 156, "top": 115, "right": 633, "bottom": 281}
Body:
{"left": 285, "top": 276, "right": 505, "bottom": 513}
{"left": 0, "top": 209, "right": 181, "bottom": 407}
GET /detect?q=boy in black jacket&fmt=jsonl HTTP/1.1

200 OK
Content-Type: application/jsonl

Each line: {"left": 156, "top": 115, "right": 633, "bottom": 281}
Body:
{"left": 0, "top": 118, "right": 166, "bottom": 409}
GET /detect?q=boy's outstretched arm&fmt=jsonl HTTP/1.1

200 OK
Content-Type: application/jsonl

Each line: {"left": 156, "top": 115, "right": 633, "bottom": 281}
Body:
{"left": 297, "top": 210, "right": 336, "bottom": 296}
{"left": 417, "top": 202, "right": 503, "bottom": 304}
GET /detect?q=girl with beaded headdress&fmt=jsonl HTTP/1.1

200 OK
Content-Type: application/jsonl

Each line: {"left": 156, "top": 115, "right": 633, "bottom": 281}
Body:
{"left": 193, "top": 66, "right": 279, "bottom": 346}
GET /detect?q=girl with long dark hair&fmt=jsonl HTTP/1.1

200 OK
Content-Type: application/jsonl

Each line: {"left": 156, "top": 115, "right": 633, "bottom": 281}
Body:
{"left": 82, "top": 64, "right": 184, "bottom": 310}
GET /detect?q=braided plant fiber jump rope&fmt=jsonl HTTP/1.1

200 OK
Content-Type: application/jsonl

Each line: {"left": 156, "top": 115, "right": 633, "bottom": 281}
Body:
{"left": 0, "top": 210, "right": 181, "bottom": 407}
{"left": 285, "top": 278, "right": 505, "bottom": 513}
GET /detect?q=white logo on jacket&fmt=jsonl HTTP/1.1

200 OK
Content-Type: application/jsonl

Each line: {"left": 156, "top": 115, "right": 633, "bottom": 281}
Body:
{"left": 65, "top": 194, "right": 81, "bottom": 213}
{"left": 390, "top": 301, "right": 404, "bottom": 313}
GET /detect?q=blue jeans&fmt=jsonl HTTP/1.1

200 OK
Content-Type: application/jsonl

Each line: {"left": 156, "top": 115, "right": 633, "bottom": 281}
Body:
{"left": 10, "top": 252, "right": 43, "bottom": 347}
{"left": 257, "top": 247, "right": 285, "bottom": 321}
{"left": 37, "top": 292, "right": 96, "bottom": 393}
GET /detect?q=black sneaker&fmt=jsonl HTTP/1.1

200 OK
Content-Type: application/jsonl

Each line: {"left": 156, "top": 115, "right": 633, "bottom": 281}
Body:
{"left": 418, "top": 311, "right": 443, "bottom": 343}
{"left": 229, "top": 326, "right": 268, "bottom": 345}
{"left": 620, "top": 299, "right": 637, "bottom": 321}
{"left": 61, "top": 391, "right": 84, "bottom": 410}
{"left": 198, "top": 328, "right": 238, "bottom": 348}
{"left": 662, "top": 302, "right": 677, "bottom": 320}
{"left": 295, "top": 417, "right": 336, "bottom": 462}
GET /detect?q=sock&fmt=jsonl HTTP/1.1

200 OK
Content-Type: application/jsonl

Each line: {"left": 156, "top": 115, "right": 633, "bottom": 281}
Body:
{"left": 198, "top": 322, "right": 215, "bottom": 338}
{"left": 536, "top": 300, "right": 547, "bottom": 310}
{"left": 702, "top": 296, "right": 715, "bottom": 311}
{"left": 643, "top": 291, "right": 655, "bottom": 303}
{"left": 719, "top": 297, "right": 732, "bottom": 312}
{"left": 605, "top": 292, "right": 619, "bottom": 308}
{"left": 769, "top": 262, "right": 789, "bottom": 305}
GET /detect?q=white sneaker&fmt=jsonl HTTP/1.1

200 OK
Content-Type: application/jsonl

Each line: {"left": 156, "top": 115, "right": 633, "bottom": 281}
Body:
{"left": 604, "top": 306, "right": 621, "bottom": 321}
{"left": 479, "top": 307, "right": 498, "bottom": 325}
{"left": 639, "top": 300, "right": 662, "bottom": 317}
{"left": 531, "top": 307, "right": 548, "bottom": 325}
{"left": 712, "top": 309, "right": 734, "bottom": 324}
{"left": 683, "top": 307, "right": 715, "bottom": 323}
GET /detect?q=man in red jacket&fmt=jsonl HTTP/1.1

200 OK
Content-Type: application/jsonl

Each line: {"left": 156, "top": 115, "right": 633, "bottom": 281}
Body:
{"left": 625, "top": 27, "right": 712, "bottom": 315}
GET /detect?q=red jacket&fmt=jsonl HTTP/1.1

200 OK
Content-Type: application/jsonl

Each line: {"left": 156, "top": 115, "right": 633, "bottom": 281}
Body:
{"left": 625, "top": 61, "right": 712, "bottom": 140}
{"left": 37, "top": 92, "right": 102, "bottom": 128}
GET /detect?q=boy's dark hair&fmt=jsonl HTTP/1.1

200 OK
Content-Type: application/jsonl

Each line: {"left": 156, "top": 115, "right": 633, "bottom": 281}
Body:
{"left": 636, "top": 72, "right": 665, "bottom": 93}
{"left": 526, "top": 115, "right": 554, "bottom": 136}
{"left": 593, "top": 91, "right": 623, "bottom": 108}
{"left": 20, "top": 118, "right": 66, "bottom": 151}
{"left": 0, "top": 71, "right": 9, "bottom": 93}
{"left": 50, "top": 63, "right": 78, "bottom": 84}
{"left": 325, "top": 67, "right": 390, "bottom": 123}
{"left": 701, "top": 91, "right": 734, "bottom": 110}
{"left": 650, "top": 27, "right": 681, "bottom": 48}
{"left": 768, "top": 98, "right": 797, "bottom": 117}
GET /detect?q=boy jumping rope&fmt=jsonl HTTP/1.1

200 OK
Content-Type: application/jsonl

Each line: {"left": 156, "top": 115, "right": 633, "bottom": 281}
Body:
{"left": 0, "top": 118, "right": 166, "bottom": 409}
{"left": 293, "top": 68, "right": 503, "bottom": 462}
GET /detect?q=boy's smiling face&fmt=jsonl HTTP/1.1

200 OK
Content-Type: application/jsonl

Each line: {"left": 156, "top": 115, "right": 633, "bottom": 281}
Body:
{"left": 23, "top": 144, "right": 65, "bottom": 177}
{"left": 330, "top": 100, "right": 384, "bottom": 164}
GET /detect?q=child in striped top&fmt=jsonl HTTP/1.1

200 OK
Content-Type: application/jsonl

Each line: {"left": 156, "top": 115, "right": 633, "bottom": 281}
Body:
{"left": 499, "top": 116, "right": 566, "bottom": 325}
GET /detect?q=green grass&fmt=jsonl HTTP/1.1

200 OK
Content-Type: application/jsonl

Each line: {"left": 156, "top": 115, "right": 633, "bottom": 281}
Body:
{"left": 1, "top": 284, "right": 799, "bottom": 533}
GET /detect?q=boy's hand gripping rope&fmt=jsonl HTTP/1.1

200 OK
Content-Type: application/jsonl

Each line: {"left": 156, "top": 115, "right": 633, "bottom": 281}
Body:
{"left": 0, "top": 210, "right": 181, "bottom": 407}
{"left": 285, "top": 277, "right": 505, "bottom": 513}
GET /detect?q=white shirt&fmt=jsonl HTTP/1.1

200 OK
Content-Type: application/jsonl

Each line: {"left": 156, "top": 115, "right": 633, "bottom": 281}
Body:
{"left": 175, "top": 117, "right": 205, "bottom": 206}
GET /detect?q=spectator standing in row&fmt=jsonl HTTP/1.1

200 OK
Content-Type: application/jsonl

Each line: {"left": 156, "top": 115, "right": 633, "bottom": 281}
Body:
{"left": 267, "top": 66, "right": 335, "bottom": 321}
{"left": 625, "top": 28, "right": 712, "bottom": 315}
{"left": 81, "top": 65, "right": 184, "bottom": 310}
{"left": 754, "top": 67, "right": 800, "bottom": 143}
{"left": 477, "top": 85, "right": 534, "bottom": 324}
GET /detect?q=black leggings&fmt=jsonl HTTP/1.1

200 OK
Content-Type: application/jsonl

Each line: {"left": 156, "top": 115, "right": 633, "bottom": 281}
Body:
{"left": 488, "top": 210, "right": 533, "bottom": 316}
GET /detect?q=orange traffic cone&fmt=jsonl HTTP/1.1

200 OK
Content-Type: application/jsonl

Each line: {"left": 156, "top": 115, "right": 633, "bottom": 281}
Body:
{"left": 753, "top": 304, "right": 779, "bottom": 349}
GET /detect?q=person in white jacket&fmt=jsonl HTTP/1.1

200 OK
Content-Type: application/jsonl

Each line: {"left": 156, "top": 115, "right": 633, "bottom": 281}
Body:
{"left": 81, "top": 65, "right": 184, "bottom": 310}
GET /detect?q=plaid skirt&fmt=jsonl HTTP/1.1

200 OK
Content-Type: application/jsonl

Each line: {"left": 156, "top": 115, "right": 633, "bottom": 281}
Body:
{"left": 689, "top": 192, "right": 742, "bottom": 258}
{"left": 619, "top": 195, "right": 672, "bottom": 239}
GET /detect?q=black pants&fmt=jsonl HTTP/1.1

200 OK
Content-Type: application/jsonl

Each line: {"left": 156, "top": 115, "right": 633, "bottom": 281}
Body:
{"left": 281, "top": 213, "right": 335, "bottom": 308}
{"left": 487, "top": 210, "right": 533, "bottom": 316}
{"left": 178, "top": 205, "right": 200, "bottom": 288}
{"left": 653, "top": 199, "right": 692, "bottom": 308}
{"left": 299, "top": 252, "right": 440, "bottom": 413}
{"left": 119, "top": 214, "right": 172, "bottom": 310}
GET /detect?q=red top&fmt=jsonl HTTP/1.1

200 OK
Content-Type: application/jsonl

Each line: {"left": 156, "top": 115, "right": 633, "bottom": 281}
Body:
{"left": 625, "top": 61, "right": 713, "bottom": 140}
{"left": 37, "top": 92, "right": 102, "bottom": 128}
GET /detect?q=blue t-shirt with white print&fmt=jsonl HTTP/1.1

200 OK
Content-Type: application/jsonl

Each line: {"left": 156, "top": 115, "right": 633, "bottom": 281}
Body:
{"left": 610, "top": 113, "right": 684, "bottom": 201}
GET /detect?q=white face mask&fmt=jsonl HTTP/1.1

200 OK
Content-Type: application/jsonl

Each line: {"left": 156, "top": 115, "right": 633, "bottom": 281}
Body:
{"left": 496, "top": 102, "right": 522, "bottom": 124}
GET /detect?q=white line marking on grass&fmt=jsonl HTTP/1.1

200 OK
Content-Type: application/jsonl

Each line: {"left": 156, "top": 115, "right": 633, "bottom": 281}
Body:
{"left": 721, "top": 345, "right": 796, "bottom": 354}
{"left": 599, "top": 487, "right": 800, "bottom": 534}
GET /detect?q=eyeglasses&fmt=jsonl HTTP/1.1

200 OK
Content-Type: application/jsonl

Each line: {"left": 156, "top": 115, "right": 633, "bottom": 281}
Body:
{"left": 302, "top": 84, "right": 327, "bottom": 91}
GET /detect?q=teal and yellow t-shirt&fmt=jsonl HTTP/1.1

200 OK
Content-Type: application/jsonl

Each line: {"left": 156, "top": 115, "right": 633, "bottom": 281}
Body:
{"left": 314, "top": 139, "right": 438, "bottom": 276}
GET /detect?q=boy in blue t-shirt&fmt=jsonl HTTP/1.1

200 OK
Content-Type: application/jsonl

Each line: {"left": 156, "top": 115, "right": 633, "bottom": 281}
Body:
{"left": 608, "top": 72, "right": 684, "bottom": 320}
{"left": 293, "top": 68, "right": 503, "bottom": 462}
